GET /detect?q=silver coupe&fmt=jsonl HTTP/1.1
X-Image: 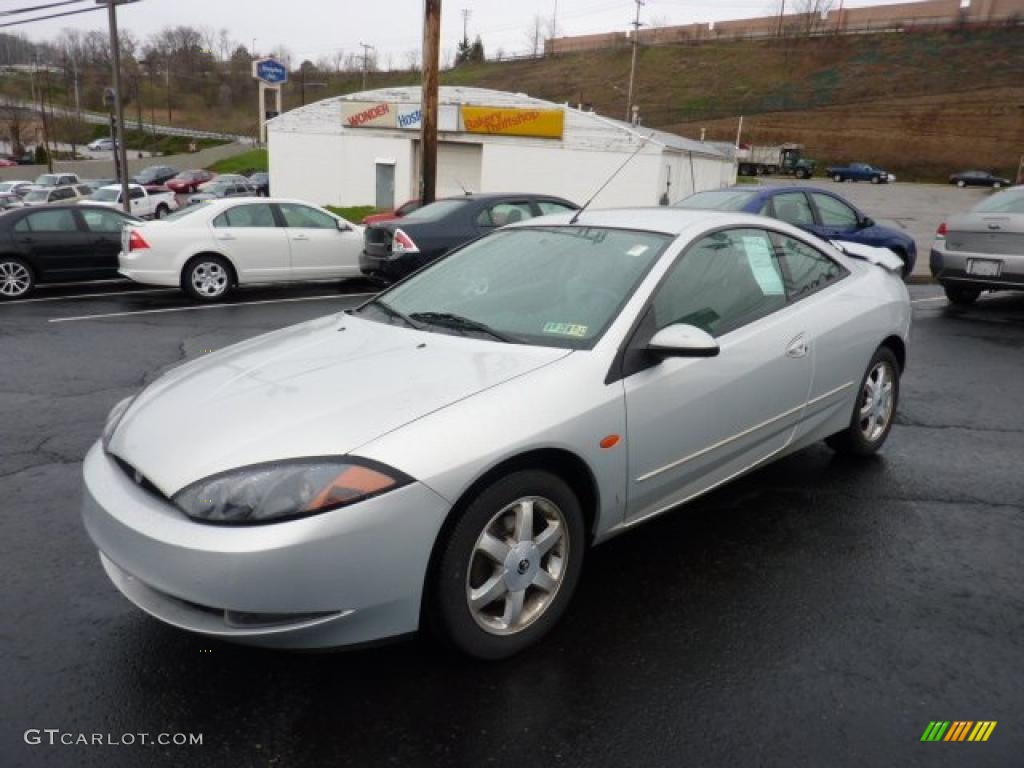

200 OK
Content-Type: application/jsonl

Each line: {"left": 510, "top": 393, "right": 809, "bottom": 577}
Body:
{"left": 82, "top": 209, "right": 911, "bottom": 659}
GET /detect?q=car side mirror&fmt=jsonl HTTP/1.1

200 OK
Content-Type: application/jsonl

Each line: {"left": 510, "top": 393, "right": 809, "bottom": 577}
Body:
{"left": 336, "top": 219, "right": 350, "bottom": 232}
{"left": 859, "top": 216, "right": 874, "bottom": 228}
{"left": 647, "top": 324, "right": 719, "bottom": 358}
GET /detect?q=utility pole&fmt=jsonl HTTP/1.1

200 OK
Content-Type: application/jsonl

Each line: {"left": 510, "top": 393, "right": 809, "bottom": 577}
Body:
{"left": 165, "top": 56, "right": 172, "bottom": 124}
{"left": 777, "top": 0, "right": 786, "bottom": 37}
{"left": 100, "top": 0, "right": 133, "bottom": 213}
{"left": 421, "top": 0, "right": 441, "bottom": 205}
{"left": 359, "top": 42, "right": 375, "bottom": 91}
{"left": 461, "top": 8, "right": 471, "bottom": 45}
{"left": 625, "top": 0, "right": 644, "bottom": 122}
{"left": 551, "top": 0, "right": 559, "bottom": 40}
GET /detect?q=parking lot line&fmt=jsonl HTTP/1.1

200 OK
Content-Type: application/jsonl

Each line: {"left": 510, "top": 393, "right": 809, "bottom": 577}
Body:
{"left": 911, "top": 297, "right": 947, "bottom": 304}
{"left": 3, "top": 288, "right": 177, "bottom": 305}
{"left": 48, "top": 292, "right": 377, "bottom": 324}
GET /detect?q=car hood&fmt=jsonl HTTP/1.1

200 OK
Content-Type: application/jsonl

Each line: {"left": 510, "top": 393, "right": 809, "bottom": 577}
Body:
{"left": 108, "top": 313, "right": 571, "bottom": 495}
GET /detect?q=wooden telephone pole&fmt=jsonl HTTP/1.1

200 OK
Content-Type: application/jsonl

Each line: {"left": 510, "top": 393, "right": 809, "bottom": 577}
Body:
{"left": 421, "top": 0, "right": 441, "bottom": 205}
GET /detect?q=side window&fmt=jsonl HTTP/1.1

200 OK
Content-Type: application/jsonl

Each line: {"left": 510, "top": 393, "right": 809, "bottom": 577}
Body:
{"left": 652, "top": 228, "right": 786, "bottom": 338}
{"left": 129, "top": 187, "right": 145, "bottom": 200}
{"left": 81, "top": 209, "right": 127, "bottom": 233}
{"left": 214, "top": 204, "right": 277, "bottom": 228}
{"left": 278, "top": 203, "right": 336, "bottom": 229}
{"left": 14, "top": 217, "right": 30, "bottom": 232}
{"left": 771, "top": 233, "right": 847, "bottom": 300}
{"left": 770, "top": 192, "right": 814, "bottom": 226}
{"left": 24, "top": 210, "right": 78, "bottom": 232}
{"left": 477, "top": 201, "right": 534, "bottom": 228}
{"left": 810, "top": 193, "right": 859, "bottom": 229}
{"left": 536, "top": 200, "right": 577, "bottom": 216}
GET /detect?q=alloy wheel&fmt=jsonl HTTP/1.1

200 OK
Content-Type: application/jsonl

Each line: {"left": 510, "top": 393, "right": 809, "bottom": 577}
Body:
{"left": 0, "top": 260, "right": 31, "bottom": 298}
{"left": 191, "top": 262, "right": 228, "bottom": 298}
{"left": 858, "top": 361, "right": 895, "bottom": 443}
{"left": 466, "top": 496, "right": 568, "bottom": 636}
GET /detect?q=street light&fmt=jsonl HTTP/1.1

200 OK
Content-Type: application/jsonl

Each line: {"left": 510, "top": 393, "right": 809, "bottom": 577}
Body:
{"left": 96, "top": 0, "right": 139, "bottom": 214}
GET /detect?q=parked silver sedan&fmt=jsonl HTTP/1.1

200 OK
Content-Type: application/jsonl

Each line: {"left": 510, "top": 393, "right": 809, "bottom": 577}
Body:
{"left": 82, "top": 209, "right": 911, "bottom": 659}
{"left": 931, "top": 186, "right": 1024, "bottom": 304}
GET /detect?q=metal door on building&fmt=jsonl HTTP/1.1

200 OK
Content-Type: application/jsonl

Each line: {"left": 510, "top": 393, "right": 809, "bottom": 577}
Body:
{"left": 375, "top": 162, "right": 395, "bottom": 210}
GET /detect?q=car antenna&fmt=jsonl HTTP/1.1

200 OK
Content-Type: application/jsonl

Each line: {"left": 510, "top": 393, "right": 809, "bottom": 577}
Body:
{"left": 569, "top": 130, "right": 655, "bottom": 225}
{"left": 454, "top": 177, "right": 471, "bottom": 196}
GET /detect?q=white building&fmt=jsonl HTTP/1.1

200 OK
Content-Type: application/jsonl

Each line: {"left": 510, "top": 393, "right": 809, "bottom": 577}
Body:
{"left": 267, "top": 86, "right": 735, "bottom": 210}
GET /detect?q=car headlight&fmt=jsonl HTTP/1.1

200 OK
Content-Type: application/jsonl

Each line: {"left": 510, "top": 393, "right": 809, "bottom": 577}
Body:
{"left": 102, "top": 395, "right": 137, "bottom": 451}
{"left": 172, "top": 458, "right": 412, "bottom": 525}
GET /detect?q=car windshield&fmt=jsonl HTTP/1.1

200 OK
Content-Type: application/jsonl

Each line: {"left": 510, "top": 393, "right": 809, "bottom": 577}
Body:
{"left": 92, "top": 188, "right": 120, "bottom": 202}
{"left": 24, "top": 190, "right": 49, "bottom": 201}
{"left": 34, "top": 175, "right": 59, "bottom": 186}
{"left": 675, "top": 190, "right": 757, "bottom": 211}
{"left": 359, "top": 226, "right": 671, "bottom": 349}
{"left": 972, "top": 189, "right": 1024, "bottom": 214}
{"left": 401, "top": 198, "right": 470, "bottom": 222}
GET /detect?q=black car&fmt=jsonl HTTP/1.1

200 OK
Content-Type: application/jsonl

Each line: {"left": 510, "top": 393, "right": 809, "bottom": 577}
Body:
{"left": 0, "top": 205, "right": 141, "bottom": 300}
{"left": 132, "top": 165, "right": 178, "bottom": 186}
{"left": 949, "top": 170, "right": 1012, "bottom": 189}
{"left": 361, "top": 193, "right": 579, "bottom": 282}
{"left": 248, "top": 172, "right": 270, "bottom": 197}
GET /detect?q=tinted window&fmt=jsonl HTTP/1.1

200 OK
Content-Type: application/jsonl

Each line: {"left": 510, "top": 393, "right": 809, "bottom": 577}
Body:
{"left": 395, "top": 200, "right": 421, "bottom": 216}
{"left": 81, "top": 208, "right": 128, "bottom": 233}
{"left": 402, "top": 199, "right": 469, "bottom": 221}
{"left": 772, "top": 233, "right": 846, "bottom": 300}
{"left": 653, "top": 228, "right": 786, "bottom": 337}
{"left": 213, "top": 204, "right": 276, "bottom": 228}
{"left": 675, "top": 190, "right": 757, "bottom": 211}
{"left": 537, "top": 200, "right": 577, "bottom": 216}
{"left": 52, "top": 189, "right": 73, "bottom": 200}
{"left": 129, "top": 187, "right": 145, "bottom": 200}
{"left": 477, "top": 201, "right": 534, "bottom": 228}
{"left": 22, "top": 209, "right": 78, "bottom": 232}
{"left": 278, "top": 203, "right": 336, "bottom": 229}
{"left": 770, "top": 192, "right": 814, "bottom": 226}
{"left": 810, "top": 193, "right": 859, "bottom": 229}
{"left": 92, "top": 188, "right": 120, "bottom": 202}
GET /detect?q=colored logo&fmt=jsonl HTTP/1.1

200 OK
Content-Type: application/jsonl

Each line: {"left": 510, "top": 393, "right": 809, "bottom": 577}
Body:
{"left": 920, "top": 721, "right": 997, "bottom": 742}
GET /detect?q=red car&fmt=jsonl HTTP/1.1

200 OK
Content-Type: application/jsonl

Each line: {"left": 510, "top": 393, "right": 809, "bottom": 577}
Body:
{"left": 361, "top": 198, "right": 422, "bottom": 225}
{"left": 165, "top": 169, "right": 215, "bottom": 194}
{"left": 0, "top": 157, "right": 18, "bottom": 168}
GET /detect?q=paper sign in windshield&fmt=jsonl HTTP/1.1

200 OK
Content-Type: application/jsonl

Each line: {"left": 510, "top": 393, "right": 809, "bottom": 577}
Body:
{"left": 742, "top": 236, "right": 785, "bottom": 296}
{"left": 543, "top": 322, "right": 588, "bottom": 337}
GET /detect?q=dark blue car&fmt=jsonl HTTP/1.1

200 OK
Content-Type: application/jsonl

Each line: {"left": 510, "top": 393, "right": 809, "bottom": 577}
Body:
{"left": 675, "top": 185, "right": 916, "bottom": 276}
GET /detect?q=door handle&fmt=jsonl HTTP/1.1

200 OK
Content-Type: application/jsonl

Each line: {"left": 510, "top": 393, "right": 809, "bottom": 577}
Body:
{"left": 215, "top": 233, "right": 235, "bottom": 240}
{"left": 291, "top": 234, "right": 309, "bottom": 241}
{"left": 786, "top": 334, "right": 809, "bottom": 358}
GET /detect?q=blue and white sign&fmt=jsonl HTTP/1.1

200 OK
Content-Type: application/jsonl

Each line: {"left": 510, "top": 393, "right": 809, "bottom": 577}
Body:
{"left": 396, "top": 104, "right": 458, "bottom": 132}
{"left": 252, "top": 58, "right": 288, "bottom": 85}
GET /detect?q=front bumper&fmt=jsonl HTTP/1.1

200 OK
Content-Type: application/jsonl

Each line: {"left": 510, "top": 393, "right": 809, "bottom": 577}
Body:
{"left": 930, "top": 245, "right": 1024, "bottom": 290}
{"left": 81, "top": 443, "right": 451, "bottom": 648}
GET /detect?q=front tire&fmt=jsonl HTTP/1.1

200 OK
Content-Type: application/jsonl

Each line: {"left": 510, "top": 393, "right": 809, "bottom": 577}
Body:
{"left": 944, "top": 284, "right": 980, "bottom": 305}
{"left": 833, "top": 173, "right": 843, "bottom": 182}
{"left": 826, "top": 347, "right": 900, "bottom": 456}
{"left": 0, "top": 256, "right": 34, "bottom": 300}
{"left": 956, "top": 179, "right": 966, "bottom": 188}
{"left": 870, "top": 175, "right": 881, "bottom": 184}
{"left": 429, "top": 470, "right": 585, "bottom": 659}
{"left": 182, "top": 255, "right": 233, "bottom": 301}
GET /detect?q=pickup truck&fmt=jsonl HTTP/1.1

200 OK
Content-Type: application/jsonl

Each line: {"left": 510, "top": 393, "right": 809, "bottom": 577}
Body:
{"left": 826, "top": 163, "right": 893, "bottom": 184}
{"left": 85, "top": 183, "right": 179, "bottom": 219}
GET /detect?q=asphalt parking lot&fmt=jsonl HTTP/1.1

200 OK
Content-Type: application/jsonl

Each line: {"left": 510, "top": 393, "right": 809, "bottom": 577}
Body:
{"left": 2, "top": 279, "right": 1022, "bottom": 767}
{"left": 761, "top": 178, "right": 990, "bottom": 280}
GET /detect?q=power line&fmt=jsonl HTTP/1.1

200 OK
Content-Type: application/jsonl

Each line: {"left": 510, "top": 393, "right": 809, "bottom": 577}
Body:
{"left": 0, "top": 0, "right": 89, "bottom": 17}
{"left": 0, "top": 4, "right": 102, "bottom": 28}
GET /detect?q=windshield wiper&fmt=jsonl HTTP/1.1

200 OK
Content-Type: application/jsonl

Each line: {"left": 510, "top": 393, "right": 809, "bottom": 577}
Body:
{"left": 359, "top": 299, "right": 420, "bottom": 329}
{"left": 408, "top": 312, "right": 518, "bottom": 343}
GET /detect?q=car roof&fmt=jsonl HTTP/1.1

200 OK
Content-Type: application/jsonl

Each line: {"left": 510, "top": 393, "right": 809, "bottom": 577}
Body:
{"left": 507, "top": 207, "right": 780, "bottom": 236}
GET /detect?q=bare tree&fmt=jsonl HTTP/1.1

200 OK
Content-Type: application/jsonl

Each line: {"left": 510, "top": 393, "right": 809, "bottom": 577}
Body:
{"left": 404, "top": 48, "right": 420, "bottom": 72}
{"left": 787, "top": 0, "right": 836, "bottom": 36}
{"left": 525, "top": 15, "right": 545, "bottom": 57}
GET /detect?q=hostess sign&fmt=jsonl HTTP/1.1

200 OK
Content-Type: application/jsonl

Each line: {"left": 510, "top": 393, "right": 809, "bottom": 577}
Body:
{"left": 341, "top": 101, "right": 561, "bottom": 138}
{"left": 253, "top": 58, "right": 288, "bottom": 85}
{"left": 461, "top": 107, "right": 564, "bottom": 138}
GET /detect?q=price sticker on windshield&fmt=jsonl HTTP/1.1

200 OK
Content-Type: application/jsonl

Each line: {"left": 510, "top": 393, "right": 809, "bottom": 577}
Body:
{"left": 543, "top": 322, "right": 588, "bottom": 337}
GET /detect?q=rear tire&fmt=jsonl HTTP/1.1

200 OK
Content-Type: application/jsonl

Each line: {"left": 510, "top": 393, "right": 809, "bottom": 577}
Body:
{"left": 428, "top": 469, "right": 585, "bottom": 660}
{"left": 182, "top": 255, "right": 233, "bottom": 301}
{"left": 943, "top": 284, "right": 980, "bottom": 305}
{"left": 870, "top": 175, "right": 881, "bottom": 184}
{"left": 0, "top": 256, "right": 34, "bottom": 300}
{"left": 154, "top": 204, "right": 169, "bottom": 219}
{"left": 833, "top": 173, "right": 843, "bottom": 182}
{"left": 826, "top": 346, "right": 900, "bottom": 456}
{"left": 956, "top": 180, "right": 966, "bottom": 188}
{"left": 992, "top": 182, "right": 1002, "bottom": 189}
{"left": 795, "top": 168, "right": 809, "bottom": 179}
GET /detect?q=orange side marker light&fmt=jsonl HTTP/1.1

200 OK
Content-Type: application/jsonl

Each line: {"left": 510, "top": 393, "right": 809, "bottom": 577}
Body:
{"left": 600, "top": 434, "right": 621, "bottom": 449}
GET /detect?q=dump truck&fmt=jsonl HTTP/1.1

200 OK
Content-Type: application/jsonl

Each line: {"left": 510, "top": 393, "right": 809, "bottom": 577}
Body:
{"left": 736, "top": 143, "right": 816, "bottom": 178}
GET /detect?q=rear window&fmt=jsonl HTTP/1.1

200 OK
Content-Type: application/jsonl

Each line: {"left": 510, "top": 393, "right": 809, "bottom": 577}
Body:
{"left": 675, "top": 190, "right": 757, "bottom": 211}
{"left": 402, "top": 199, "right": 470, "bottom": 221}
{"left": 972, "top": 189, "right": 1024, "bottom": 214}
{"left": 162, "top": 204, "right": 208, "bottom": 222}
{"left": 92, "top": 188, "right": 120, "bottom": 202}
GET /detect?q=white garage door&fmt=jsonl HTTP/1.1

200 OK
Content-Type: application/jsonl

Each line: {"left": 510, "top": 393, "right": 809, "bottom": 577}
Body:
{"left": 413, "top": 141, "right": 483, "bottom": 197}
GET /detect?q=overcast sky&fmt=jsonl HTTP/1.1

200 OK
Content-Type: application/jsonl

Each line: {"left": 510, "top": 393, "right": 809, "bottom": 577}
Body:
{"left": 20, "top": 0, "right": 903, "bottom": 63}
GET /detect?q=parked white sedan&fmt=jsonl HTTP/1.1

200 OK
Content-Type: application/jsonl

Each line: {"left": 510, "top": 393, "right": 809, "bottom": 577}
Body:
{"left": 119, "top": 198, "right": 364, "bottom": 300}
